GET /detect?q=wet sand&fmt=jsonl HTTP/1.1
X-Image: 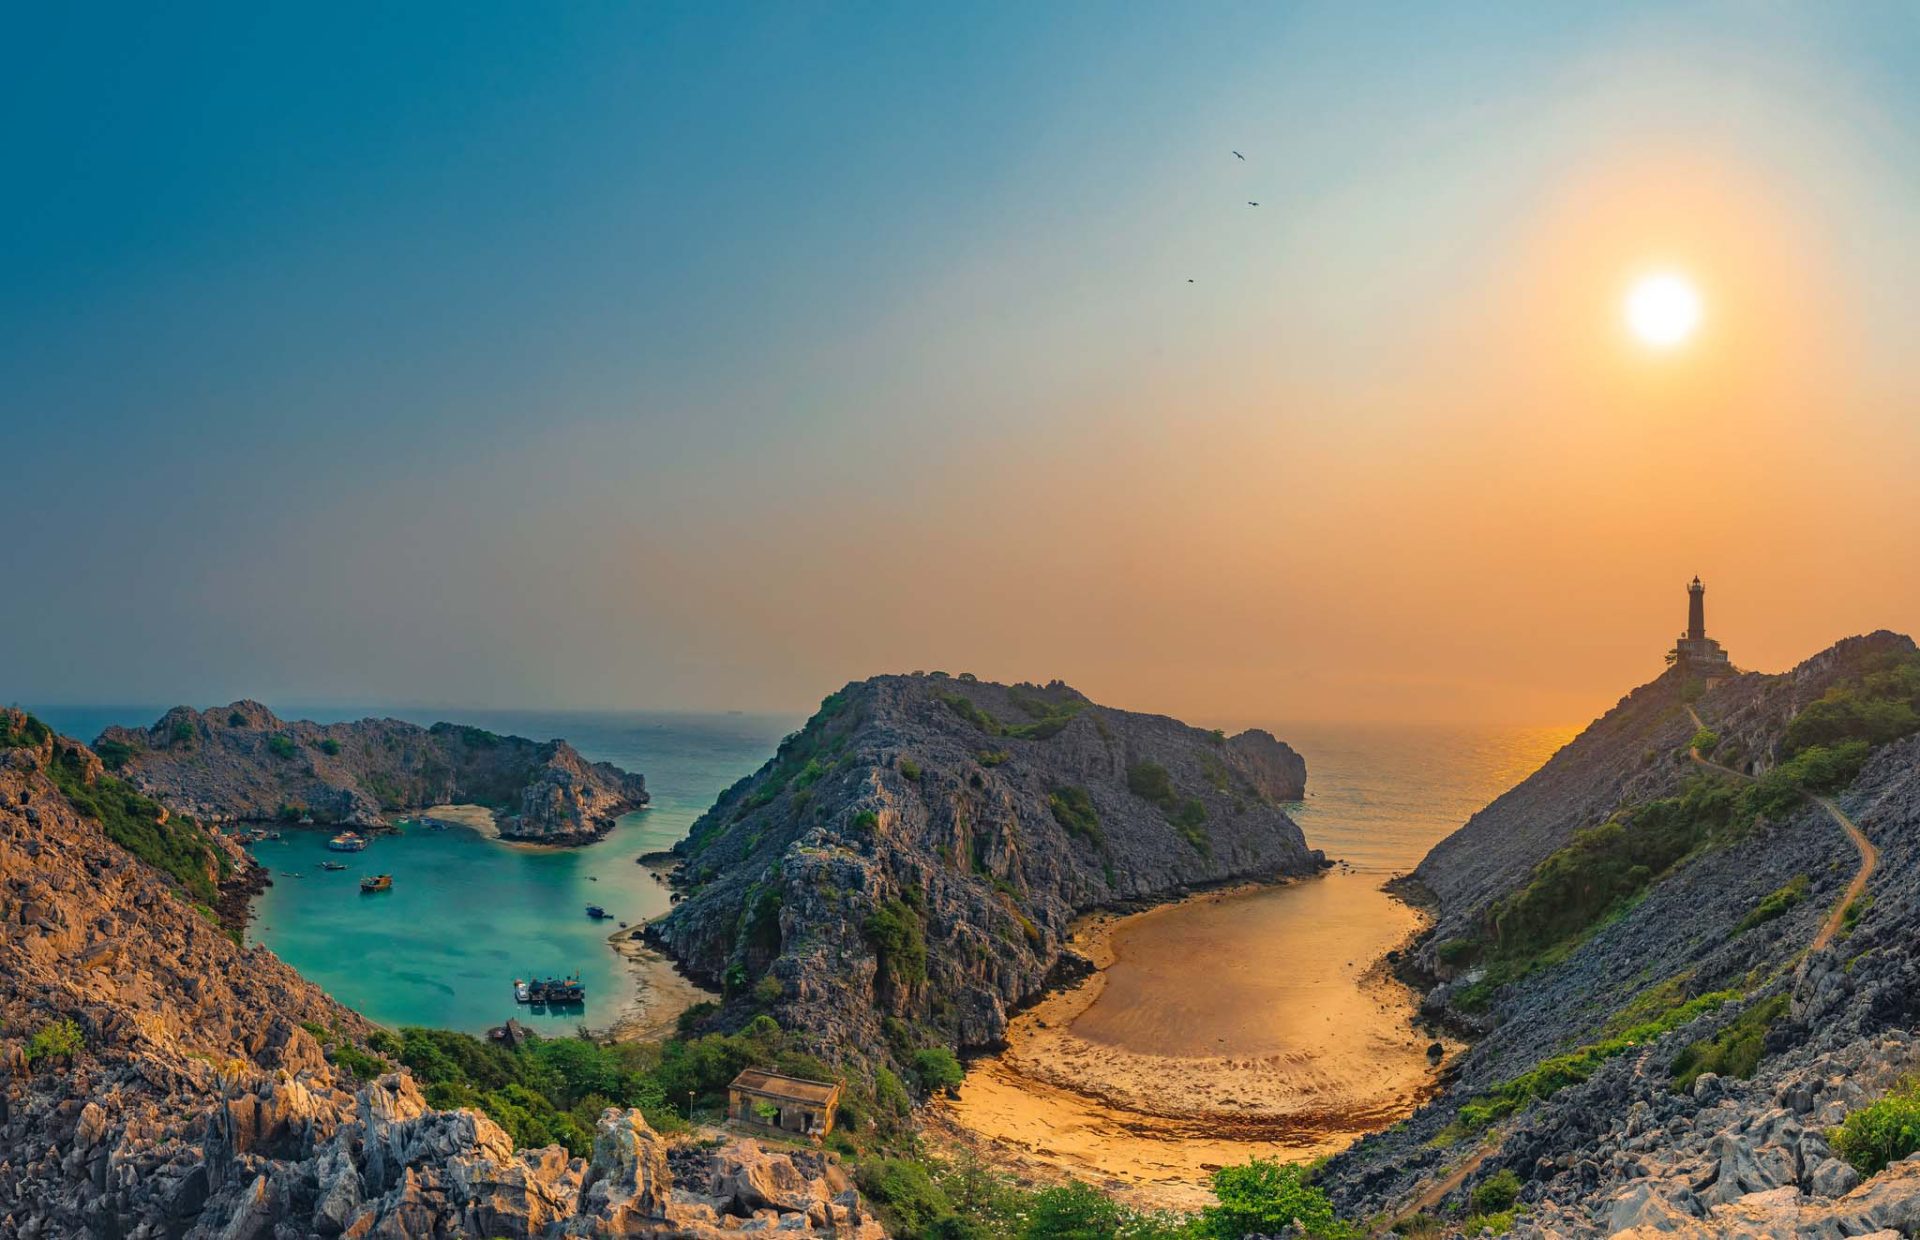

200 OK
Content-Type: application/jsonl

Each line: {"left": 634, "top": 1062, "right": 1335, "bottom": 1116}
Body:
{"left": 601, "top": 926, "right": 718, "bottom": 1042}
{"left": 933, "top": 871, "right": 1449, "bottom": 1211}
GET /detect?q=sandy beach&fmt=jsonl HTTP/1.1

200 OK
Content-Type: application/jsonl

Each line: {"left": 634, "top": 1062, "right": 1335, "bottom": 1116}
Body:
{"left": 932, "top": 870, "right": 1450, "bottom": 1210}
{"left": 601, "top": 926, "right": 718, "bottom": 1042}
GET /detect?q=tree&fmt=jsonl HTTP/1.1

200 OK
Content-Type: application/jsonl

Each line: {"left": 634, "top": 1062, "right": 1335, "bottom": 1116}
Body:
{"left": 1200, "top": 1160, "right": 1354, "bottom": 1239}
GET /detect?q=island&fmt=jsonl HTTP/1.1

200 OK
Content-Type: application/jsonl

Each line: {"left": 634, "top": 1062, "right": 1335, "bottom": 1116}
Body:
{"left": 94, "top": 701, "right": 648, "bottom": 844}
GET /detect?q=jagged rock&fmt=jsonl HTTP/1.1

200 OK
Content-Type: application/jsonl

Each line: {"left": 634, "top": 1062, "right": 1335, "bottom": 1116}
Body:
{"left": 0, "top": 713, "right": 879, "bottom": 1238}
{"left": 650, "top": 673, "right": 1319, "bottom": 1065}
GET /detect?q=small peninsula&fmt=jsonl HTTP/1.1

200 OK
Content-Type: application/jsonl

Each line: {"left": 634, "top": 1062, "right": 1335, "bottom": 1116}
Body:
{"left": 649, "top": 672, "right": 1320, "bottom": 1073}
{"left": 95, "top": 701, "right": 648, "bottom": 844}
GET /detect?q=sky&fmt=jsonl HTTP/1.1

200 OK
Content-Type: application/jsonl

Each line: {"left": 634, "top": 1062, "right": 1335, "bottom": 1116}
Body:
{"left": 3, "top": 3, "right": 1916, "bottom": 727}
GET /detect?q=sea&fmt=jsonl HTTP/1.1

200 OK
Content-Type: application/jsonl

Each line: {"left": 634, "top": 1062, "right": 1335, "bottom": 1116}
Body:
{"left": 27, "top": 705, "right": 1573, "bottom": 1038}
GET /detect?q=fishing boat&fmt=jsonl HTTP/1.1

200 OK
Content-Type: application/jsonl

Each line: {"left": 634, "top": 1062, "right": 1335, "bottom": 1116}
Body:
{"left": 586, "top": 905, "right": 609, "bottom": 920}
{"left": 320, "top": 861, "right": 347, "bottom": 871}
{"left": 513, "top": 979, "right": 531, "bottom": 1004}
{"left": 359, "top": 874, "right": 392, "bottom": 893}
{"left": 327, "top": 832, "right": 367, "bottom": 852}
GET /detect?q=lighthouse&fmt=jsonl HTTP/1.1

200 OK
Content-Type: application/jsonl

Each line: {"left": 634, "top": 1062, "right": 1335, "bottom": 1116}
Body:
{"left": 1674, "top": 577, "right": 1732, "bottom": 675}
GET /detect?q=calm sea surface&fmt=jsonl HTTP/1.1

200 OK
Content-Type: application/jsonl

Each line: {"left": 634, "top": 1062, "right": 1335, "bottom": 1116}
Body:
{"left": 31, "top": 705, "right": 797, "bottom": 1034}
{"left": 29, "top": 705, "right": 1571, "bottom": 1036}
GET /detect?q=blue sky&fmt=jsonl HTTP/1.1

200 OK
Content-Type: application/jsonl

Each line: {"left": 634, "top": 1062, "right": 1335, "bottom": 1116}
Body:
{"left": 4, "top": 4, "right": 1915, "bottom": 721}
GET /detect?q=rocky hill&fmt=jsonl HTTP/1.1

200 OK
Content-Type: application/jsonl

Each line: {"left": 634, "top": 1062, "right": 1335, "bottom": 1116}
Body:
{"left": 648, "top": 673, "right": 1318, "bottom": 1070}
{"left": 1317, "top": 632, "right": 1920, "bottom": 1236}
{"left": 0, "top": 710, "right": 885, "bottom": 1238}
{"left": 96, "top": 701, "right": 648, "bottom": 843}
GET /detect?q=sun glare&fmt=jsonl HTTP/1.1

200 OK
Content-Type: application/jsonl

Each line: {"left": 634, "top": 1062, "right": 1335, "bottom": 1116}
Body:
{"left": 1625, "top": 272, "right": 1703, "bottom": 349}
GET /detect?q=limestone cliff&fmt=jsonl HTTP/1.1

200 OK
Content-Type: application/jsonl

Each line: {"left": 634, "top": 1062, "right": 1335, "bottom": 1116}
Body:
{"left": 1320, "top": 632, "right": 1920, "bottom": 1237}
{"left": 0, "top": 714, "right": 884, "bottom": 1238}
{"left": 96, "top": 701, "right": 647, "bottom": 843}
{"left": 648, "top": 673, "right": 1318, "bottom": 1068}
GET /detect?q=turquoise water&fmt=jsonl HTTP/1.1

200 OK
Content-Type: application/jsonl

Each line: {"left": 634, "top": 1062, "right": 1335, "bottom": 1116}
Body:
{"left": 30, "top": 704, "right": 1569, "bottom": 1032}
{"left": 33, "top": 705, "right": 797, "bottom": 1034}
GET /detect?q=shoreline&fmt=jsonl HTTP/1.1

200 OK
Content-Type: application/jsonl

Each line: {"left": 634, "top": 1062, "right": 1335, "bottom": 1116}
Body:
{"left": 930, "top": 868, "right": 1453, "bottom": 1211}
{"left": 596, "top": 926, "right": 719, "bottom": 1042}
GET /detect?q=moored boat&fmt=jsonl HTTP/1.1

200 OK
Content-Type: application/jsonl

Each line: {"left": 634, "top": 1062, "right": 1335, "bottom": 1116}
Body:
{"left": 320, "top": 861, "right": 347, "bottom": 871}
{"left": 327, "top": 832, "right": 367, "bottom": 852}
{"left": 359, "top": 874, "right": 392, "bottom": 893}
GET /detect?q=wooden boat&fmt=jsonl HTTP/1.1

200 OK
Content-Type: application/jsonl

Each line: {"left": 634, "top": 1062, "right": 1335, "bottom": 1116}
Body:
{"left": 327, "top": 832, "right": 367, "bottom": 853}
{"left": 320, "top": 861, "right": 347, "bottom": 871}
{"left": 359, "top": 874, "right": 393, "bottom": 893}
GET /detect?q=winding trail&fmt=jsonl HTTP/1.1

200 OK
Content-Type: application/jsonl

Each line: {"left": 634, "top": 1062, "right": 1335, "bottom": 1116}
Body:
{"left": 1683, "top": 703, "right": 1876, "bottom": 952}
{"left": 1381, "top": 701, "right": 1879, "bottom": 1232}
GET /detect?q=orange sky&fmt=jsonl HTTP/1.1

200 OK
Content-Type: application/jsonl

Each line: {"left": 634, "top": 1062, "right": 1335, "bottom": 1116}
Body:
{"left": 7, "top": 7, "right": 1915, "bottom": 727}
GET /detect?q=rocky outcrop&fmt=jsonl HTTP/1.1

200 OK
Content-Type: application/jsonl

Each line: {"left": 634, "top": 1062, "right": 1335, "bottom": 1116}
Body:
{"left": 96, "top": 701, "right": 648, "bottom": 842}
{"left": 649, "top": 673, "right": 1318, "bottom": 1068}
{"left": 0, "top": 716, "right": 882, "bottom": 1237}
{"left": 1319, "top": 633, "right": 1920, "bottom": 1236}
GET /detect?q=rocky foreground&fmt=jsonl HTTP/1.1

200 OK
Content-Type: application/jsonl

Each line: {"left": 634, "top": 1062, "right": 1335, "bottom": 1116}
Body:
{"left": 1317, "top": 633, "right": 1920, "bottom": 1237}
{"left": 649, "top": 673, "right": 1319, "bottom": 1074}
{"left": 0, "top": 713, "right": 884, "bottom": 1237}
{"left": 97, "top": 701, "right": 647, "bottom": 843}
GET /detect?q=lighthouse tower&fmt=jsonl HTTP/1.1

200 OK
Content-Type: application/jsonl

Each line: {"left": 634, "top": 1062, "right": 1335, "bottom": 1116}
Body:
{"left": 1674, "top": 577, "right": 1732, "bottom": 674}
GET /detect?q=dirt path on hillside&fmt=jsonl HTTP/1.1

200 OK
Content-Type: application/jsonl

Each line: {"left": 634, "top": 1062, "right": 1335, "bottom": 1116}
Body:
{"left": 1683, "top": 703, "right": 1875, "bottom": 952}
{"left": 1381, "top": 703, "right": 1879, "bottom": 1232}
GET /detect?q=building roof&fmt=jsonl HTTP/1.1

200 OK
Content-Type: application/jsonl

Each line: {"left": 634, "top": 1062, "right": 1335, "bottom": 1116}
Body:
{"left": 729, "top": 1068, "right": 841, "bottom": 1106}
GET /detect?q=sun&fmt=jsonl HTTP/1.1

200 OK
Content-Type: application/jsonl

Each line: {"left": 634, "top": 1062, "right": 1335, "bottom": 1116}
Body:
{"left": 1624, "top": 272, "right": 1703, "bottom": 349}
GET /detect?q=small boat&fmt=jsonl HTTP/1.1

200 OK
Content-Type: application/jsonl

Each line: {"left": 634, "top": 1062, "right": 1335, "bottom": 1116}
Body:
{"left": 320, "top": 861, "right": 347, "bottom": 871}
{"left": 513, "top": 979, "right": 531, "bottom": 1004}
{"left": 327, "top": 832, "right": 368, "bottom": 853}
{"left": 279, "top": 871, "right": 302, "bottom": 878}
{"left": 586, "top": 905, "right": 609, "bottom": 920}
{"left": 360, "top": 874, "right": 392, "bottom": 893}
{"left": 260, "top": 830, "right": 282, "bottom": 841}
{"left": 297, "top": 814, "right": 315, "bottom": 825}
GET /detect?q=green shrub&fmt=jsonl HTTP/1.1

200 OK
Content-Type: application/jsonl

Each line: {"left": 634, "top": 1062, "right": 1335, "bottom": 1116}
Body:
{"left": 1048, "top": 786, "right": 1103, "bottom": 846}
{"left": 1436, "top": 938, "right": 1481, "bottom": 967}
{"left": 1441, "top": 991, "right": 1737, "bottom": 1140}
{"left": 1783, "top": 652, "right": 1920, "bottom": 757}
{"left": 266, "top": 734, "right": 297, "bottom": 759}
{"left": 911, "top": 1047, "right": 965, "bottom": 1095}
{"left": 228, "top": 711, "right": 249, "bottom": 727}
{"left": 1470, "top": 1169, "right": 1521, "bottom": 1213}
{"left": 1740, "top": 742, "right": 1870, "bottom": 819}
{"left": 330, "top": 1042, "right": 392, "bottom": 1081}
{"left": 170, "top": 720, "right": 196, "bottom": 745}
{"left": 976, "top": 749, "right": 1011, "bottom": 767}
{"left": 45, "top": 741, "right": 226, "bottom": 903}
{"left": 1735, "top": 876, "right": 1809, "bottom": 933}
{"left": 898, "top": 758, "right": 922, "bottom": 781}
{"left": 1467, "top": 778, "right": 1737, "bottom": 991}
{"left": 1831, "top": 1076, "right": 1920, "bottom": 1176}
{"left": 1126, "top": 761, "right": 1177, "bottom": 809}
{"left": 864, "top": 900, "right": 928, "bottom": 987}
{"left": 940, "top": 693, "right": 1003, "bottom": 737}
{"left": 94, "top": 738, "right": 136, "bottom": 769}
{"left": 752, "top": 975, "right": 783, "bottom": 1006}
{"left": 319, "top": 738, "right": 342, "bottom": 756}
{"left": 858, "top": 1158, "right": 951, "bottom": 1236}
{"left": 1689, "top": 727, "right": 1719, "bottom": 755}
{"left": 1841, "top": 895, "right": 1874, "bottom": 938}
{"left": 1671, "top": 994, "right": 1789, "bottom": 1093}
{"left": 1199, "top": 1159, "right": 1356, "bottom": 1239}
{"left": 850, "top": 810, "right": 879, "bottom": 835}
{"left": 24, "top": 1018, "right": 84, "bottom": 1066}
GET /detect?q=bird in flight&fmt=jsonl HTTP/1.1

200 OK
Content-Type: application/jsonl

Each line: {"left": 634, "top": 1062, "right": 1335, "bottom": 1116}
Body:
{"left": 1247, "top": 201, "right": 1260, "bottom": 206}
{"left": 1233, "top": 150, "right": 1245, "bottom": 160}
{"left": 1187, "top": 278, "right": 1195, "bottom": 283}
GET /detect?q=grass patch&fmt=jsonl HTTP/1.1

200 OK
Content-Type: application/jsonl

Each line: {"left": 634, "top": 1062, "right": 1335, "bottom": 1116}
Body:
{"left": 1670, "top": 993, "right": 1789, "bottom": 1093}
{"left": 1437, "top": 990, "right": 1737, "bottom": 1143}
{"left": 1048, "top": 785, "right": 1104, "bottom": 847}
{"left": 1735, "top": 876, "right": 1809, "bottom": 934}
{"left": 42, "top": 735, "right": 229, "bottom": 904}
